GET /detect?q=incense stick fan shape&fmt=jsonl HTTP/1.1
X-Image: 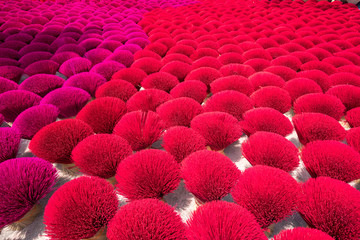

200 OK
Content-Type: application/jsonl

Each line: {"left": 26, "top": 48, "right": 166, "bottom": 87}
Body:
{"left": 0, "top": 158, "right": 57, "bottom": 231}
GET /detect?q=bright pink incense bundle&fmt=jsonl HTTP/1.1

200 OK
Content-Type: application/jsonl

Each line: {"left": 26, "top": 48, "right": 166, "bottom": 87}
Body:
{"left": 90, "top": 60, "right": 126, "bottom": 81}
{"left": 250, "top": 86, "right": 292, "bottom": 113}
{"left": 72, "top": 134, "right": 132, "bottom": 179}
{"left": 292, "top": 113, "right": 346, "bottom": 145}
{"left": 242, "top": 131, "right": 299, "bottom": 172}
{"left": 187, "top": 201, "right": 267, "bottom": 240}
{"left": 210, "top": 75, "right": 254, "bottom": 96}
{"left": 346, "top": 127, "right": 360, "bottom": 153}
{"left": 219, "top": 64, "right": 255, "bottom": 78}
{"left": 111, "top": 67, "right": 147, "bottom": 89}
{"left": 0, "top": 76, "right": 18, "bottom": 94}
{"left": 113, "top": 110, "right": 164, "bottom": 151}
{"left": 203, "top": 90, "right": 253, "bottom": 121}
{"left": 0, "top": 157, "right": 57, "bottom": 229}
{"left": 157, "top": 97, "right": 203, "bottom": 127}
{"left": 127, "top": 89, "right": 173, "bottom": 112}
{"left": 24, "top": 60, "right": 59, "bottom": 76}
{"left": 58, "top": 57, "right": 92, "bottom": 78}
{"left": 116, "top": 149, "right": 180, "bottom": 200}
{"left": 29, "top": 119, "right": 93, "bottom": 164}
{"left": 12, "top": 104, "right": 59, "bottom": 139}
{"left": 44, "top": 176, "right": 118, "bottom": 240}
{"left": 345, "top": 107, "right": 360, "bottom": 127}
{"left": 0, "top": 127, "right": 20, "bottom": 163}
{"left": 283, "top": 78, "right": 323, "bottom": 102}
{"left": 185, "top": 67, "right": 222, "bottom": 90}
{"left": 18, "top": 74, "right": 64, "bottom": 97}
{"left": 264, "top": 66, "right": 297, "bottom": 82}
{"left": 107, "top": 199, "right": 186, "bottom": 240}
{"left": 298, "top": 177, "right": 360, "bottom": 239}
{"left": 76, "top": 97, "right": 127, "bottom": 134}
{"left": 63, "top": 72, "right": 107, "bottom": 97}
{"left": 293, "top": 93, "right": 345, "bottom": 120}
{"left": 132, "top": 57, "right": 163, "bottom": 75}
{"left": 191, "top": 112, "right": 242, "bottom": 151}
{"left": 248, "top": 72, "right": 286, "bottom": 91}
{"left": 232, "top": 165, "right": 300, "bottom": 229}
{"left": 301, "top": 140, "right": 360, "bottom": 182}
{"left": 240, "top": 107, "right": 293, "bottom": 137}
{"left": 182, "top": 150, "right": 240, "bottom": 203}
{"left": 329, "top": 72, "right": 360, "bottom": 87}
{"left": 326, "top": 85, "right": 360, "bottom": 111}
{"left": 141, "top": 72, "right": 180, "bottom": 92}
{"left": 274, "top": 228, "right": 334, "bottom": 240}
{"left": 162, "top": 126, "right": 206, "bottom": 163}
{"left": 95, "top": 80, "right": 137, "bottom": 102}
{"left": 0, "top": 90, "right": 42, "bottom": 122}
{"left": 170, "top": 80, "right": 207, "bottom": 104}
{"left": 40, "top": 87, "right": 91, "bottom": 118}
{"left": 297, "top": 69, "right": 332, "bottom": 92}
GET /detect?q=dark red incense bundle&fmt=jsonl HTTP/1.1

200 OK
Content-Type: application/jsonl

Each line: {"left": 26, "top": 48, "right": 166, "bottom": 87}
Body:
{"left": 29, "top": 119, "right": 93, "bottom": 164}
{"left": 191, "top": 112, "right": 242, "bottom": 151}
{"left": 12, "top": 104, "right": 59, "bottom": 139}
{"left": 72, "top": 134, "right": 132, "bottom": 180}
{"left": 107, "top": 199, "right": 186, "bottom": 240}
{"left": 160, "top": 61, "right": 192, "bottom": 82}
{"left": 293, "top": 93, "right": 345, "bottom": 120}
{"left": 242, "top": 131, "right": 299, "bottom": 172}
{"left": 182, "top": 150, "right": 240, "bottom": 203}
{"left": 232, "top": 165, "right": 300, "bottom": 229}
{"left": 0, "top": 157, "right": 57, "bottom": 230}
{"left": 170, "top": 80, "right": 207, "bottom": 104}
{"left": 298, "top": 177, "right": 360, "bottom": 239}
{"left": 113, "top": 110, "right": 164, "bottom": 151}
{"left": 156, "top": 97, "right": 203, "bottom": 127}
{"left": 203, "top": 90, "right": 253, "bottom": 120}
{"left": 274, "top": 228, "right": 334, "bottom": 240}
{"left": 187, "top": 201, "right": 267, "bottom": 240}
{"left": 116, "top": 149, "right": 180, "bottom": 200}
{"left": 127, "top": 89, "right": 173, "bottom": 112}
{"left": 250, "top": 86, "right": 292, "bottom": 113}
{"left": 301, "top": 140, "right": 360, "bottom": 182}
{"left": 292, "top": 113, "right": 346, "bottom": 145}
{"left": 329, "top": 72, "right": 360, "bottom": 87}
{"left": 76, "top": 97, "right": 127, "bottom": 134}
{"left": 44, "top": 176, "right": 118, "bottom": 240}
{"left": 241, "top": 107, "right": 293, "bottom": 137}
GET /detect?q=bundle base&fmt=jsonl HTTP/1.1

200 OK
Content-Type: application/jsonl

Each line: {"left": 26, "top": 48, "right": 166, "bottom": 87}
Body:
{"left": 8, "top": 204, "right": 41, "bottom": 231}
